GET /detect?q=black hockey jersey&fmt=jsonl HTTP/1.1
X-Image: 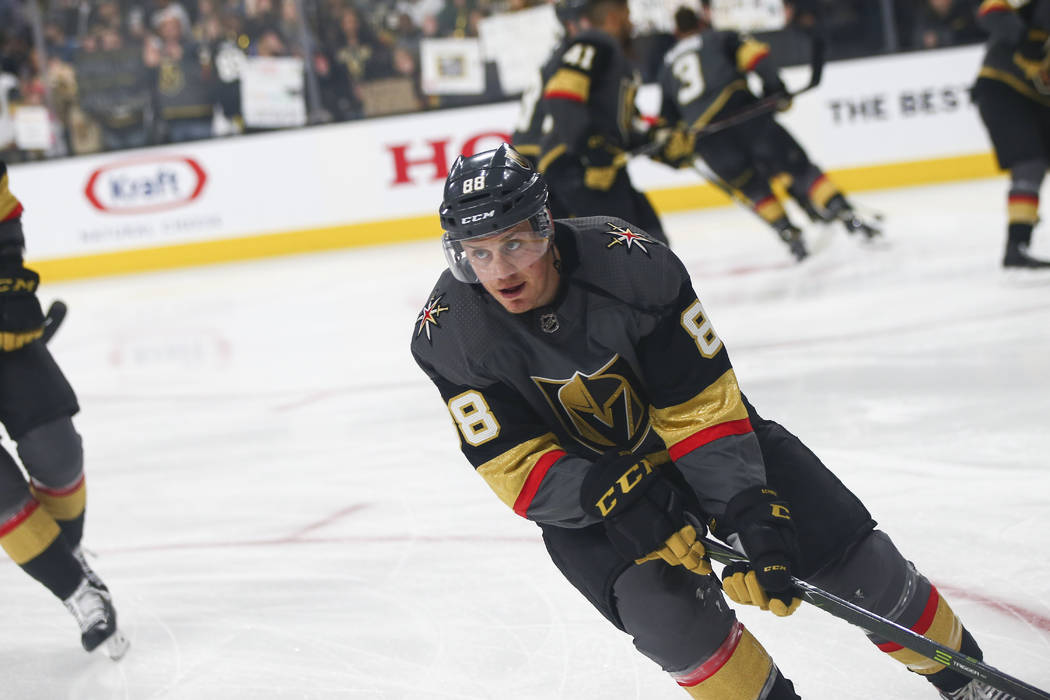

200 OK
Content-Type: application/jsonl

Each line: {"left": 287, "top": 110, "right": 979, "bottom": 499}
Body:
{"left": 977, "top": 0, "right": 1050, "bottom": 106}
{"left": 534, "top": 29, "right": 644, "bottom": 175}
{"left": 510, "top": 39, "right": 566, "bottom": 168}
{"left": 411, "top": 217, "right": 767, "bottom": 528}
{"left": 657, "top": 30, "right": 777, "bottom": 130}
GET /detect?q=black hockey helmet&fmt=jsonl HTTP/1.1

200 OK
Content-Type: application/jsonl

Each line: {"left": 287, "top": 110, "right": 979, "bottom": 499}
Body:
{"left": 440, "top": 143, "right": 554, "bottom": 284}
{"left": 555, "top": 0, "right": 587, "bottom": 26}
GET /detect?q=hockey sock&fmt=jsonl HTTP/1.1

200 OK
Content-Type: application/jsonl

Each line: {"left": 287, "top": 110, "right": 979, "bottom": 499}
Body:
{"left": 1007, "top": 191, "right": 1038, "bottom": 243}
{"left": 753, "top": 195, "right": 789, "bottom": 228}
{"left": 672, "top": 621, "right": 798, "bottom": 699}
{"left": 925, "top": 627, "right": 983, "bottom": 694}
{"left": 30, "top": 475, "right": 86, "bottom": 547}
{"left": 872, "top": 582, "right": 966, "bottom": 675}
{"left": 805, "top": 174, "right": 843, "bottom": 214}
{"left": 1, "top": 497, "right": 85, "bottom": 600}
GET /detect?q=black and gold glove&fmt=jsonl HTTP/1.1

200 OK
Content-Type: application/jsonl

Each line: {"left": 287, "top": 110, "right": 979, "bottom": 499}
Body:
{"left": 717, "top": 485, "right": 802, "bottom": 616}
{"left": 649, "top": 126, "right": 695, "bottom": 169}
{"left": 0, "top": 261, "right": 44, "bottom": 351}
{"left": 581, "top": 450, "right": 710, "bottom": 575}
{"left": 1014, "top": 36, "right": 1050, "bottom": 93}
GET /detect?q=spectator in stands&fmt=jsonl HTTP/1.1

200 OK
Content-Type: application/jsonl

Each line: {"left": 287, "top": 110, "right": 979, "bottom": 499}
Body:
{"left": 912, "top": 0, "right": 983, "bottom": 49}
{"left": 76, "top": 25, "right": 152, "bottom": 151}
{"left": 144, "top": 5, "right": 215, "bottom": 143}
{"left": 436, "top": 0, "right": 475, "bottom": 37}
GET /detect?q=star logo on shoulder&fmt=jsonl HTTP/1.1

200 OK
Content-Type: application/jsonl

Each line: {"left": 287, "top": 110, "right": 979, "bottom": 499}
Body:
{"left": 605, "top": 223, "right": 653, "bottom": 255}
{"left": 416, "top": 294, "right": 450, "bottom": 342}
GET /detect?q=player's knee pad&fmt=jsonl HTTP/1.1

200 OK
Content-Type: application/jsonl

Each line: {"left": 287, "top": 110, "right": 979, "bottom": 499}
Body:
{"left": 808, "top": 530, "right": 964, "bottom": 673}
{"left": 0, "top": 444, "right": 32, "bottom": 516}
{"left": 614, "top": 564, "right": 736, "bottom": 672}
{"left": 16, "top": 416, "right": 83, "bottom": 489}
{"left": 808, "top": 529, "right": 915, "bottom": 617}
{"left": 1010, "top": 158, "right": 1047, "bottom": 195}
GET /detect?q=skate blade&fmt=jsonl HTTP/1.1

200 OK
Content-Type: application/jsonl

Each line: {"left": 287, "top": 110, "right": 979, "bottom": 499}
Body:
{"left": 101, "top": 630, "right": 130, "bottom": 661}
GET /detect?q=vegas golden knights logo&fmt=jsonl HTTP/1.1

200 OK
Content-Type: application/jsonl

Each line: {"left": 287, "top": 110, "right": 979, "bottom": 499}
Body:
{"left": 532, "top": 355, "right": 650, "bottom": 454}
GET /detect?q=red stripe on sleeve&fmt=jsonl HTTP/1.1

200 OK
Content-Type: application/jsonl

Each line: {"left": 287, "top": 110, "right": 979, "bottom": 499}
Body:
{"left": 543, "top": 91, "right": 586, "bottom": 102}
{"left": 743, "top": 49, "right": 769, "bottom": 72}
{"left": 1, "top": 202, "right": 23, "bottom": 222}
{"left": 668, "top": 418, "right": 753, "bottom": 461}
{"left": 877, "top": 586, "right": 941, "bottom": 653}
{"left": 513, "top": 449, "right": 566, "bottom": 517}
{"left": 978, "top": 4, "right": 1009, "bottom": 16}
{"left": 1009, "top": 194, "right": 1039, "bottom": 205}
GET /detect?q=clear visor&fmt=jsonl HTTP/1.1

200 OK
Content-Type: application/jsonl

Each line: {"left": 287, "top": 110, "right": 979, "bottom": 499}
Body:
{"left": 443, "top": 210, "right": 554, "bottom": 284}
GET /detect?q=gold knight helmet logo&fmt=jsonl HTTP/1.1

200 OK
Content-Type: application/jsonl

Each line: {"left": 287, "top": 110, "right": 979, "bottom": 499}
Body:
{"left": 532, "top": 355, "right": 650, "bottom": 454}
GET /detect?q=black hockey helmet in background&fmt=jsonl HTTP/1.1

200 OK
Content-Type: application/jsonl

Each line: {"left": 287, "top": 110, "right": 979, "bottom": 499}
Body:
{"left": 555, "top": 0, "right": 588, "bottom": 27}
{"left": 439, "top": 143, "right": 554, "bottom": 284}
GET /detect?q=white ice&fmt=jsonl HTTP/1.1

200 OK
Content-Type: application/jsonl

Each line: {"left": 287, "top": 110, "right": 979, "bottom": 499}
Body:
{"left": 2, "top": 176, "right": 1049, "bottom": 700}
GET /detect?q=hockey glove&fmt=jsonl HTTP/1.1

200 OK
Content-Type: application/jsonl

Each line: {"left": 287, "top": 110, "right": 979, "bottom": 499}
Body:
{"left": 581, "top": 451, "right": 711, "bottom": 575}
{"left": 762, "top": 78, "right": 792, "bottom": 112}
{"left": 718, "top": 485, "right": 802, "bottom": 617}
{"left": 650, "top": 126, "right": 695, "bottom": 169}
{"left": 1013, "top": 37, "right": 1050, "bottom": 93}
{"left": 0, "top": 261, "right": 45, "bottom": 351}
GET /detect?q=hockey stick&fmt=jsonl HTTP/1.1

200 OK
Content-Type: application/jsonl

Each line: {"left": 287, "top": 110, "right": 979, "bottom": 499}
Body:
{"left": 692, "top": 33, "right": 826, "bottom": 140}
{"left": 701, "top": 537, "right": 1050, "bottom": 700}
{"left": 41, "top": 300, "right": 67, "bottom": 344}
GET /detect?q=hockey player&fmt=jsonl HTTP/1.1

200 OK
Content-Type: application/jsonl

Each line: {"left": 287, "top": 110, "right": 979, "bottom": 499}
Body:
{"left": 0, "top": 162, "right": 128, "bottom": 659}
{"left": 655, "top": 5, "right": 880, "bottom": 261}
{"left": 524, "top": 0, "right": 688, "bottom": 245}
{"left": 974, "top": 0, "right": 1050, "bottom": 268}
{"left": 411, "top": 144, "right": 1016, "bottom": 700}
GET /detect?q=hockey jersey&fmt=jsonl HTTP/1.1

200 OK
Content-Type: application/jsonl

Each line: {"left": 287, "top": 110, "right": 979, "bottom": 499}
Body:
{"left": 977, "top": 0, "right": 1050, "bottom": 105}
{"left": 534, "top": 29, "right": 644, "bottom": 176}
{"left": 411, "top": 216, "right": 767, "bottom": 528}
{"left": 657, "top": 30, "right": 778, "bottom": 131}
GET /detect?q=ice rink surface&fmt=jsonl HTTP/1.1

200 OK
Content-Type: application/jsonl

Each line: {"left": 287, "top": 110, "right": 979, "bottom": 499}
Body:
{"left": 2, "top": 176, "right": 1049, "bottom": 699}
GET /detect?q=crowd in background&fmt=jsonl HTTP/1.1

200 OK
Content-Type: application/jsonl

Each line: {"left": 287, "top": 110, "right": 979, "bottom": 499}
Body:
{"left": 0, "top": 0, "right": 989, "bottom": 162}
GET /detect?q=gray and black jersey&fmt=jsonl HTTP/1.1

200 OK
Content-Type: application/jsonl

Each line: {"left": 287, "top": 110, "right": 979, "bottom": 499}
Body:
{"left": 657, "top": 29, "right": 778, "bottom": 130}
{"left": 977, "top": 0, "right": 1050, "bottom": 106}
{"left": 535, "top": 29, "right": 644, "bottom": 175}
{"left": 510, "top": 39, "right": 567, "bottom": 168}
{"left": 411, "top": 216, "right": 767, "bottom": 528}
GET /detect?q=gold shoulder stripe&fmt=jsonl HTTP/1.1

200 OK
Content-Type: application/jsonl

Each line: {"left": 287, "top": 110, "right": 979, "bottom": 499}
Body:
{"left": 978, "top": 0, "right": 1012, "bottom": 15}
{"left": 0, "top": 172, "right": 23, "bottom": 222}
{"left": 650, "top": 368, "right": 749, "bottom": 448}
{"left": 544, "top": 68, "right": 590, "bottom": 102}
{"left": 736, "top": 39, "right": 770, "bottom": 73}
{"left": 477, "top": 432, "right": 564, "bottom": 511}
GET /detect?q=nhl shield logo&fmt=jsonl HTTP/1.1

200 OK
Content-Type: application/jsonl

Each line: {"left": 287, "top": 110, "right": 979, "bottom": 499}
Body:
{"left": 532, "top": 354, "right": 651, "bottom": 454}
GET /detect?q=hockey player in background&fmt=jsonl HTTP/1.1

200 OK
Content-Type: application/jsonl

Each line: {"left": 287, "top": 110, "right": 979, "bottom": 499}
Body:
{"left": 0, "top": 163, "right": 128, "bottom": 659}
{"left": 412, "top": 144, "right": 1017, "bottom": 700}
{"left": 974, "top": 0, "right": 1050, "bottom": 268}
{"left": 519, "top": 0, "right": 690, "bottom": 245}
{"left": 655, "top": 4, "right": 880, "bottom": 261}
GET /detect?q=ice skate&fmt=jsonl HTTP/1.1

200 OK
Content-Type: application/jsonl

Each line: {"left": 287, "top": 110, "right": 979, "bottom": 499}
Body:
{"left": 72, "top": 546, "right": 108, "bottom": 592}
{"left": 63, "top": 577, "right": 129, "bottom": 660}
{"left": 838, "top": 209, "right": 883, "bottom": 239}
{"left": 777, "top": 224, "right": 808, "bottom": 261}
{"left": 1003, "top": 242, "right": 1050, "bottom": 268}
{"left": 939, "top": 679, "right": 1018, "bottom": 700}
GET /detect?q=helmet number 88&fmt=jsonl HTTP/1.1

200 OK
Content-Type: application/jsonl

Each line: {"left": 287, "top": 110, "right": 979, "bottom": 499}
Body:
{"left": 462, "top": 175, "right": 487, "bottom": 194}
{"left": 448, "top": 390, "right": 501, "bottom": 446}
